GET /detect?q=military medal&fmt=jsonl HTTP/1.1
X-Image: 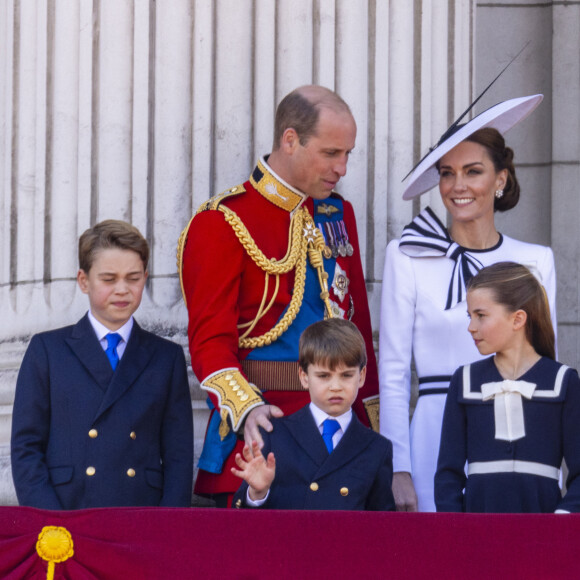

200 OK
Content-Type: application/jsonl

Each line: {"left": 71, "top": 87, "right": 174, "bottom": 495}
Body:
{"left": 329, "top": 299, "right": 345, "bottom": 319}
{"left": 331, "top": 222, "right": 346, "bottom": 257}
{"left": 340, "top": 221, "right": 354, "bottom": 256}
{"left": 325, "top": 222, "right": 339, "bottom": 258}
{"left": 316, "top": 222, "right": 333, "bottom": 259}
{"left": 331, "top": 263, "right": 350, "bottom": 302}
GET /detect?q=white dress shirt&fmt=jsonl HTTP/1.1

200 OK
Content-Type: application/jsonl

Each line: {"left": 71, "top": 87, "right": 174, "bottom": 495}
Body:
{"left": 87, "top": 311, "right": 134, "bottom": 361}
{"left": 308, "top": 402, "right": 352, "bottom": 449}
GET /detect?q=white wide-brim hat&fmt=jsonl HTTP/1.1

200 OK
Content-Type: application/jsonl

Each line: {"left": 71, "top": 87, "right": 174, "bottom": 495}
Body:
{"left": 402, "top": 94, "right": 544, "bottom": 200}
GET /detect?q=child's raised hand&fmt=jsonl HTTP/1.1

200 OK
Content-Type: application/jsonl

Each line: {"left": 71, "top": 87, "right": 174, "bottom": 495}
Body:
{"left": 231, "top": 440, "right": 276, "bottom": 501}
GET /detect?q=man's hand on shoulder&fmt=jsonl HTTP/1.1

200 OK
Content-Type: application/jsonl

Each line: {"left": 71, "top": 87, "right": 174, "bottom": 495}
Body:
{"left": 243, "top": 405, "right": 284, "bottom": 449}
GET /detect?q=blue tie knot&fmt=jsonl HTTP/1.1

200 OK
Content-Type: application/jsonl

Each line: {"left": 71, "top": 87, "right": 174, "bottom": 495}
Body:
{"left": 322, "top": 418, "right": 341, "bottom": 453}
{"left": 105, "top": 333, "right": 122, "bottom": 370}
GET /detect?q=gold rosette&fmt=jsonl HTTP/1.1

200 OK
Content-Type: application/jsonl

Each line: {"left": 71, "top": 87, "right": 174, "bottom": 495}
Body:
{"left": 36, "top": 526, "right": 74, "bottom": 580}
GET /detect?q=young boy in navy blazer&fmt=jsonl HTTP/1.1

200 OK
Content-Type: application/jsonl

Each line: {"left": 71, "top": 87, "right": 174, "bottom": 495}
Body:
{"left": 232, "top": 318, "right": 395, "bottom": 510}
{"left": 11, "top": 220, "right": 193, "bottom": 509}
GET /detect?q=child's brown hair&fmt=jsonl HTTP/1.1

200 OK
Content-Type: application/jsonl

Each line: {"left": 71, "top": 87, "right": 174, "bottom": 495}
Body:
{"left": 299, "top": 318, "right": 367, "bottom": 372}
{"left": 78, "top": 220, "right": 149, "bottom": 273}
{"left": 467, "top": 261, "right": 555, "bottom": 360}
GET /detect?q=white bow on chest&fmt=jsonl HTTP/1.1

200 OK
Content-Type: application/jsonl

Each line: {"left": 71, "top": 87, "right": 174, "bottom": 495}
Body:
{"left": 481, "top": 379, "right": 536, "bottom": 441}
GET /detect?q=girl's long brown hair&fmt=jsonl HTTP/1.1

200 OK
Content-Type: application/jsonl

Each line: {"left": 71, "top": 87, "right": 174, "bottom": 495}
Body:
{"left": 467, "top": 261, "right": 555, "bottom": 359}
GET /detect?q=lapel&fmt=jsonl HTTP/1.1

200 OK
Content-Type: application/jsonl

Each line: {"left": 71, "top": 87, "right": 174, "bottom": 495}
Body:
{"left": 313, "top": 414, "right": 374, "bottom": 480}
{"left": 284, "top": 406, "right": 329, "bottom": 467}
{"left": 65, "top": 314, "right": 114, "bottom": 390}
{"left": 93, "top": 320, "right": 155, "bottom": 420}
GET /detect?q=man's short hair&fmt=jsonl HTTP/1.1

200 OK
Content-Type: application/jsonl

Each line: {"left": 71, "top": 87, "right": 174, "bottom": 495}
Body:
{"left": 273, "top": 85, "right": 352, "bottom": 150}
{"left": 78, "top": 219, "right": 149, "bottom": 273}
{"left": 299, "top": 318, "right": 367, "bottom": 372}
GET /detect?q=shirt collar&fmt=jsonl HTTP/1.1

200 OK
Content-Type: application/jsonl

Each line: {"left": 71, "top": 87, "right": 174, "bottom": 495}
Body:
{"left": 87, "top": 311, "right": 134, "bottom": 344}
{"left": 309, "top": 402, "right": 352, "bottom": 433}
{"left": 250, "top": 157, "right": 307, "bottom": 214}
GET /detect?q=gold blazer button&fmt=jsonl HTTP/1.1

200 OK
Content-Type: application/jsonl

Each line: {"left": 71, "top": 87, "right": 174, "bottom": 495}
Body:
{"left": 86, "top": 466, "right": 96, "bottom": 476}
{"left": 127, "top": 468, "right": 136, "bottom": 478}
{"left": 88, "top": 429, "right": 98, "bottom": 439}
{"left": 130, "top": 431, "right": 136, "bottom": 440}
{"left": 310, "top": 482, "right": 319, "bottom": 492}
{"left": 340, "top": 487, "right": 349, "bottom": 496}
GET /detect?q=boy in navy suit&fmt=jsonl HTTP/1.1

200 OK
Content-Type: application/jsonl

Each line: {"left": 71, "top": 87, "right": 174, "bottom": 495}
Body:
{"left": 11, "top": 220, "right": 193, "bottom": 509}
{"left": 232, "top": 319, "right": 395, "bottom": 510}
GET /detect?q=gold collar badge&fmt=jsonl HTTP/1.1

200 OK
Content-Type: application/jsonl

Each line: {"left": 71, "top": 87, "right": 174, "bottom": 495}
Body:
{"left": 250, "top": 158, "right": 305, "bottom": 213}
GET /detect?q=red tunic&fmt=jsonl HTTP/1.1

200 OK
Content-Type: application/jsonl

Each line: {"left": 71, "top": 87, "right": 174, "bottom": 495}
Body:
{"left": 180, "top": 159, "right": 378, "bottom": 494}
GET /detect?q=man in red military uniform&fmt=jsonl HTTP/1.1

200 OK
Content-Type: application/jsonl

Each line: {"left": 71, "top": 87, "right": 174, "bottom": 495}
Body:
{"left": 178, "top": 85, "right": 379, "bottom": 506}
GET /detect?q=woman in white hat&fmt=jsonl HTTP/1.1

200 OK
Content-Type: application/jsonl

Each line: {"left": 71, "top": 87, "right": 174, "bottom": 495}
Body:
{"left": 378, "top": 95, "right": 557, "bottom": 512}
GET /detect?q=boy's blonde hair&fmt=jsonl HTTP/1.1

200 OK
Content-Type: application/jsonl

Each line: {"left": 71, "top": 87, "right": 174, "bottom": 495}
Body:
{"left": 78, "top": 220, "right": 149, "bottom": 273}
{"left": 299, "top": 318, "right": 367, "bottom": 372}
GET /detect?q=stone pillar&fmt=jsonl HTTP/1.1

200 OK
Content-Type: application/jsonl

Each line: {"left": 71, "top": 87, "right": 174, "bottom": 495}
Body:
{"left": 475, "top": 1, "right": 580, "bottom": 370}
{"left": 551, "top": 2, "right": 580, "bottom": 368}
{"left": 0, "top": 0, "right": 474, "bottom": 505}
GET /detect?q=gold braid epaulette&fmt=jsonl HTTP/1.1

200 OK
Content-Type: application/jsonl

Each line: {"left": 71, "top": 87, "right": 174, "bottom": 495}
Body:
{"left": 177, "top": 188, "right": 333, "bottom": 349}
{"left": 219, "top": 204, "right": 303, "bottom": 275}
{"left": 176, "top": 185, "right": 246, "bottom": 307}
{"left": 219, "top": 205, "right": 333, "bottom": 349}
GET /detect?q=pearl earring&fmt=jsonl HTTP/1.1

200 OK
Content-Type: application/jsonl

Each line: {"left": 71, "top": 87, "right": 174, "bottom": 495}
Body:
{"left": 495, "top": 189, "right": 504, "bottom": 199}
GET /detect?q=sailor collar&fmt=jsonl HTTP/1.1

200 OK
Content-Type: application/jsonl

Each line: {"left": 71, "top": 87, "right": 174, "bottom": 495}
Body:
{"left": 250, "top": 157, "right": 307, "bottom": 214}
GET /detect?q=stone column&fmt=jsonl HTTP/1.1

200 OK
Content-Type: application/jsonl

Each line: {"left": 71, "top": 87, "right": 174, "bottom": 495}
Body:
{"left": 0, "top": 0, "right": 474, "bottom": 505}
{"left": 475, "top": 1, "right": 580, "bottom": 370}
{"left": 551, "top": 2, "right": 580, "bottom": 368}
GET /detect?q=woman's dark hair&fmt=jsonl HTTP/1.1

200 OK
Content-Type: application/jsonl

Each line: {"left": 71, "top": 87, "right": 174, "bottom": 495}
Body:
{"left": 467, "top": 261, "right": 555, "bottom": 360}
{"left": 465, "top": 127, "right": 520, "bottom": 212}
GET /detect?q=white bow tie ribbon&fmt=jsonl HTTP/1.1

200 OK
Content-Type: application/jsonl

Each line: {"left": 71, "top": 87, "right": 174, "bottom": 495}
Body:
{"left": 481, "top": 380, "right": 537, "bottom": 441}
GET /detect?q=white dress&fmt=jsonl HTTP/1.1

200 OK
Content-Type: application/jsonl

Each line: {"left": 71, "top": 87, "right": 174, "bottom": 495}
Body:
{"left": 378, "top": 207, "right": 557, "bottom": 512}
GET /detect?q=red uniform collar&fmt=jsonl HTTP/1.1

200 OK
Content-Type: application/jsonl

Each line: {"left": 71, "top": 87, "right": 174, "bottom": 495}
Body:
{"left": 250, "top": 157, "right": 307, "bottom": 214}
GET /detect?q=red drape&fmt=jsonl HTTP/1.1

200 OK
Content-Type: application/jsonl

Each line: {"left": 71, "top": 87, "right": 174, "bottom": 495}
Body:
{"left": 0, "top": 506, "right": 577, "bottom": 579}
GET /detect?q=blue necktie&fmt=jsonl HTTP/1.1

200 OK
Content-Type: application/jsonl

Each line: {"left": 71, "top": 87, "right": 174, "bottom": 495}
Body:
{"left": 322, "top": 419, "right": 341, "bottom": 453}
{"left": 105, "top": 333, "right": 122, "bottom": 371}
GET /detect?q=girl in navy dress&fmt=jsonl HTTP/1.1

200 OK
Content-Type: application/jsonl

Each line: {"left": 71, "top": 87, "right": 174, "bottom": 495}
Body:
{"left": 435, "top": 261, "right": 580, "bottom": 512}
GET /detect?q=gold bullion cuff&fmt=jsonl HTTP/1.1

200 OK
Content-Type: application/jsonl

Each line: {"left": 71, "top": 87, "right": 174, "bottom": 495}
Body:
{"left": 363, "top": 394, "right": 380, "bottom": 432}
{"left": 201, "top": 368, "right": 264, "bottom": 432}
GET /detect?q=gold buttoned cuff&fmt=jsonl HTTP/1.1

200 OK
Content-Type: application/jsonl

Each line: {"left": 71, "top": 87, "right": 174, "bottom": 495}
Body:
{"left": 201, "top": 368, "right": 265, "bottom": 433}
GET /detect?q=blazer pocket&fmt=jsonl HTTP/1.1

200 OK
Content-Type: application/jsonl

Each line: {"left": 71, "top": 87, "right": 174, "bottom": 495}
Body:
{"left": 49, "top": 466, "right": 74, "bottom": 486}
{"left": 145, "top": 468, "right": 164, "bottom": 490}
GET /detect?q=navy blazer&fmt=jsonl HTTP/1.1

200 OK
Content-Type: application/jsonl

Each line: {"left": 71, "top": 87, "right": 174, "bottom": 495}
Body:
{"left": 11, "top": 314, "right": 193, "bottom": 509}
{"left": 234, "top": 406, "right": 395, "bottom": 510}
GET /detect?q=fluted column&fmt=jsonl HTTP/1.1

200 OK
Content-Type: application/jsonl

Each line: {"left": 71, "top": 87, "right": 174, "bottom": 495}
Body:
{"left": 0, "top": 0, "right": 474, "bottom": 505}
